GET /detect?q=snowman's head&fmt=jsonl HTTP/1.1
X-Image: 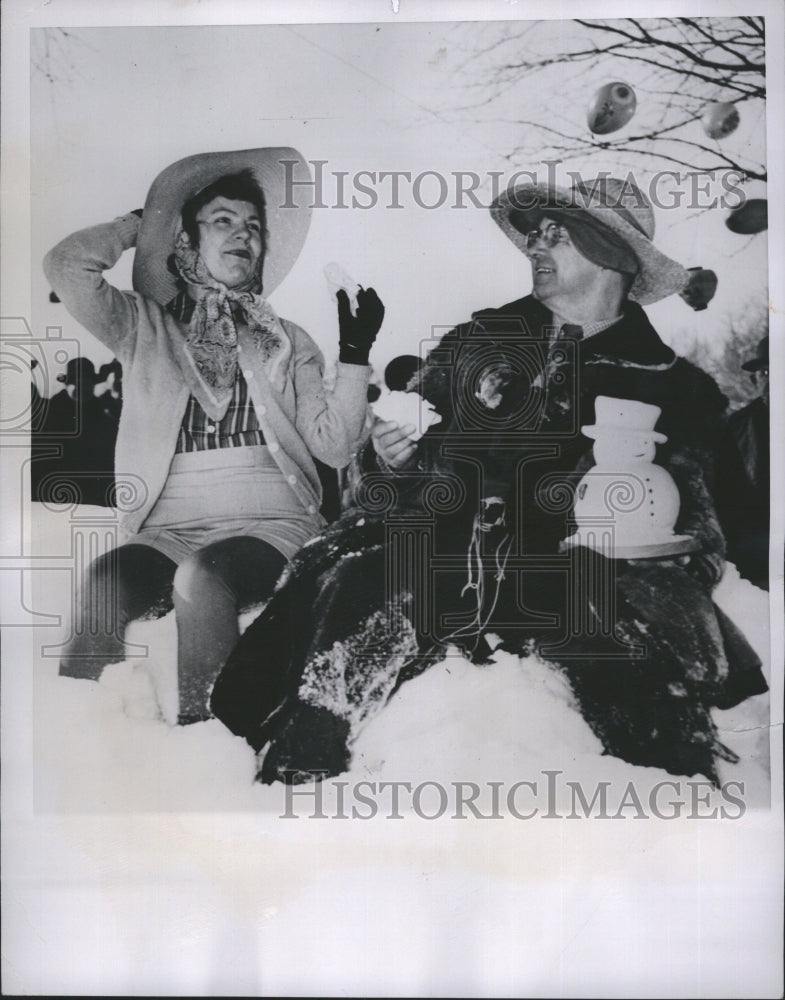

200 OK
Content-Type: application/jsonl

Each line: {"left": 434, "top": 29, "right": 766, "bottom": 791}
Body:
{"left": 582, "top": 396, "right": 667, "bottom": 464}
{"left": 591, "top": 430, "right": 657, "bottom": 465}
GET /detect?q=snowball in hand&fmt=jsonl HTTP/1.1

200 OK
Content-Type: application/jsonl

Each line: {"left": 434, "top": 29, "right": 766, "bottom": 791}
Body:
{"left": 324, "top": 262, "right": 361, "bottom": 316}
{"left": 371, "top": 391, "right": 442, "bottom": 441}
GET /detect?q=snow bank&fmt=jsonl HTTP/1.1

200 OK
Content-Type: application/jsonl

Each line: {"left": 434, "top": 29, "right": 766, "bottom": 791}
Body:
{"left": 4, "top": 502, "right": 778, "bottom": 997}
{"left": 29, "top": 503, "right": 771, "bottom": 814}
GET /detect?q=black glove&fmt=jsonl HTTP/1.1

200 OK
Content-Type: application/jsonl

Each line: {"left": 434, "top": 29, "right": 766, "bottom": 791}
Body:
{"left": 337, "top": 286, "right": 384, "bottom": 365}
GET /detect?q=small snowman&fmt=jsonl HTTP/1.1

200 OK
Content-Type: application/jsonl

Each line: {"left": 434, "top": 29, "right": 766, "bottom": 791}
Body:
{"left": 562, "top": 395, "right": 699, "bottom": 559}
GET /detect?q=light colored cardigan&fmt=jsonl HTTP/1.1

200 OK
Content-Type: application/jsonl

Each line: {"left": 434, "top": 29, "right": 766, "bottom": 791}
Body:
{"left": 43, "top": 213, "right": 371, "bottom": 536}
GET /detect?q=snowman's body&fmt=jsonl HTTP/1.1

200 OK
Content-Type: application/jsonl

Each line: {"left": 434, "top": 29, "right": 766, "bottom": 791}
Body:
{"left": 561, "top": 397, "right": 699, "bottom": 559}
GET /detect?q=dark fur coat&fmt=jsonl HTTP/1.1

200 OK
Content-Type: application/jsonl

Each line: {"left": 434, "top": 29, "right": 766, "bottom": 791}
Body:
{"left": 212, "top": 295, "right": 767, "bottom": 784}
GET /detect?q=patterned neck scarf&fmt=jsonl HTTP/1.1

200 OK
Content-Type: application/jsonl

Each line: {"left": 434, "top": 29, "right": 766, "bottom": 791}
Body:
{"left": 173, "top": 230, "right": 291, "bottom": 418}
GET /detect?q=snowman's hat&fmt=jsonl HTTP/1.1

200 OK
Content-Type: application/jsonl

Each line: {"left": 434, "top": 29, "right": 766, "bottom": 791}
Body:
{"left": 581, "top": 395, "right": 667, "bottom": 443}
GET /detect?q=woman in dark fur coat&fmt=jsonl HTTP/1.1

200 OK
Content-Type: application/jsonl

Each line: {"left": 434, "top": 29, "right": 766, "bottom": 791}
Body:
{"left": 211, "top": 175, "right": 767, "bottom": 785}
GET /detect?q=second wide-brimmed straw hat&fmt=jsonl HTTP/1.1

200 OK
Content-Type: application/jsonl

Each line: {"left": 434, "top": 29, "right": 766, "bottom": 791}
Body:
{"left": 490, "top": 175, "right": 688, "bottom": 305}
{"left": 133, "top": 148, "right": 313, "bottom": 306}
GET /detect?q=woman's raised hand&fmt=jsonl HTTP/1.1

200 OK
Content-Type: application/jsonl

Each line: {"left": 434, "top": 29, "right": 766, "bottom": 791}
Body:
{"left": 337, "top": 287, "right": 385, "bottom": 365}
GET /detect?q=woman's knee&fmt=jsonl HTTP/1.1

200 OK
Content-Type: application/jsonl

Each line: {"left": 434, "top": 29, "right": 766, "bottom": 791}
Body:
{"left": 174, "top": 538, "right": 285, "bottom": 609}
{"left": 80, "top": 544, "right": 175, "bottom": 612}
{"left": 173, "top": 548, "right": 224, "bottom": 605}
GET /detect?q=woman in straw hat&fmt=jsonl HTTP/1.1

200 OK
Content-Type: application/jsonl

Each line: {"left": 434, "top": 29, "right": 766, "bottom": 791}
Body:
{"left": 45, "top": 148, "right": 383, "bottom": 723}
{"left": 211, "top": 173, "right": 767, "bottom": 786}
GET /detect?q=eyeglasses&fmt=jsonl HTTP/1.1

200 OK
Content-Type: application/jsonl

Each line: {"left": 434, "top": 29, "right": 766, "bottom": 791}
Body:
{"left": 522, "top": 222, "right": 570, "bottom": 255}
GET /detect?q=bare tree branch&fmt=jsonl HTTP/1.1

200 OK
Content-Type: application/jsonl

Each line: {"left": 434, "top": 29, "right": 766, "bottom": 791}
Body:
{"left": 441, "top": 17, "right": 767, "bottom": 182}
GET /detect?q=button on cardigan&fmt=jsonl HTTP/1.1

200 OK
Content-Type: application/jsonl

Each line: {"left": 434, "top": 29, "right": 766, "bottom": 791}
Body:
{"left": 44, "top": 213, "right": 371, "bottom": 537}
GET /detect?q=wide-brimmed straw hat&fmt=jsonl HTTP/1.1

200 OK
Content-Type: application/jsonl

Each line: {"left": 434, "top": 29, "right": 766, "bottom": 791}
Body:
{"left": 133, "top": 148, "right": 313, "bottom": 306}
{"left": 490, "top": 175, "right": 688, "bottom": 305}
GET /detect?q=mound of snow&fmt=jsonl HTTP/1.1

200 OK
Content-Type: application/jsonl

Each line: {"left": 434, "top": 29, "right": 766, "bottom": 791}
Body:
{"left": 28, "top": 502, "right": 772, "bottom": 814}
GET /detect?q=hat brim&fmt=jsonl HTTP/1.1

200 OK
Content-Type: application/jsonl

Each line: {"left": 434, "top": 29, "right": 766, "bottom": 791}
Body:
{"left": 490, "top": 181, "right": 688, "bottom": 306}
{"left": 133, "top": 148, "right": 312, "bottom": 306}
{"left": 581, "top": 423, "right": 667, "bottom": 443}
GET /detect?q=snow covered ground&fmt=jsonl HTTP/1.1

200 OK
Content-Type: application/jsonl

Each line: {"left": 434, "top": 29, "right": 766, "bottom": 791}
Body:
{"left": 28, "top": 503, "right": 772, "bottom": 815}
{"left": 3, "top": 502, "right": 780, "bottom": 996}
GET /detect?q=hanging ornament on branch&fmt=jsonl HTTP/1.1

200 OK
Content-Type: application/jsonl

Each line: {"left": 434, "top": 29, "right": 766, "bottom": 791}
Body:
{"left": 587, "top": 81, "right": 637, "bottom": 135}
{"left": 701, "top": 101, "right": 740, "bottom": 140}
{"left": 726, "top": 198, "right": 768, "bottom": 234}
